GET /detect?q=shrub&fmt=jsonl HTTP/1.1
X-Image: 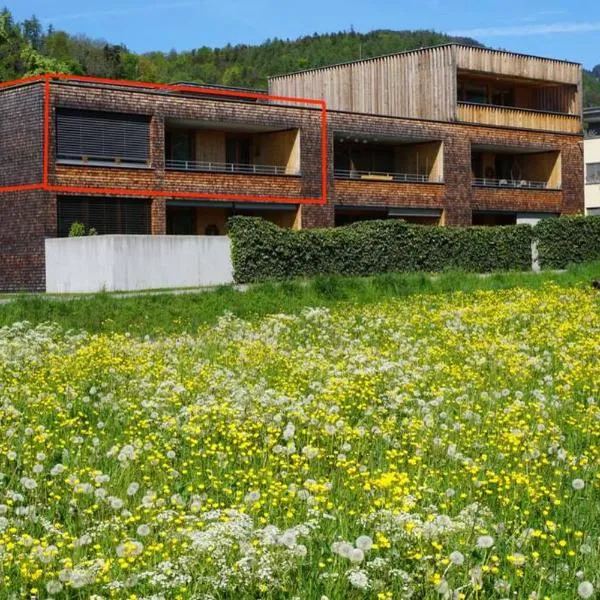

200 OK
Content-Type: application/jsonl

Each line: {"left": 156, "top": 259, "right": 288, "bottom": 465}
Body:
{"left": 535, "top": 215, "right": 600, "bottom": 269}
{"left": 68, "top": 221, "right": 98, "bottom": 237}
{"left": 228, "top": 216, "right": 534, "bottom": 283}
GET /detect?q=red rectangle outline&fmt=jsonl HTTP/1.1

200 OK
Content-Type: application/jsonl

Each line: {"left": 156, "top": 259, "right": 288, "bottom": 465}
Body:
{"left": 0, "top": 73, "right": 328, "bottom": 206}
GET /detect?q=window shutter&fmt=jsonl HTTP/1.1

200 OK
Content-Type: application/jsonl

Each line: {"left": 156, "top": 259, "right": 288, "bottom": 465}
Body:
{"left": 57, "top": 196, "right": 151, "bottom": 236}
{"left": 56, "top": 108, "right": 150, "bottom": 164}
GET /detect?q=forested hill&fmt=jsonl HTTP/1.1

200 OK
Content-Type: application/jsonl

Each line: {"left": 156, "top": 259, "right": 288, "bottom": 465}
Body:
{"left": 1, "top": 7, "right": 600, "bottom": 106}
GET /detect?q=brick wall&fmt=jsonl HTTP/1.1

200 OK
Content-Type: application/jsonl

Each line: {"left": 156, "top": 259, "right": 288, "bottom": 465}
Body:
{"left": 0, "top": 190, "right": 55, "bottom": 291}
{"left": 472, "top": 188, "right": 563, "bottom": 213}
{"left": 324, "top": 110, "right": 584, "bottom": 227}
{"left": 49, "top": 83, "right": 324, "bottom": 202}
{"left": 0, "top": 80, "right": 586, "bottom": 290}
{"left": 45, "top": 82, "right": 584, "bottom": 228}
{"left": 0, "top": 83, "right": 44, "bottom": 186}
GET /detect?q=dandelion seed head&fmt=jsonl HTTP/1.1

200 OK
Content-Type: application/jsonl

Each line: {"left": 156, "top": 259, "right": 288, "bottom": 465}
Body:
{"left": 578, "top": 581, "right": 594, "bottom": 599}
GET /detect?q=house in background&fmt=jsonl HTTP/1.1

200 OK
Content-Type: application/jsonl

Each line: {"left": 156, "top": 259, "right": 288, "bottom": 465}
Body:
{"left": 0, "top": 44, "right": 585, "bottom": 291}
{"left": 584, "top": 107, "right": 600, "bottom": 215}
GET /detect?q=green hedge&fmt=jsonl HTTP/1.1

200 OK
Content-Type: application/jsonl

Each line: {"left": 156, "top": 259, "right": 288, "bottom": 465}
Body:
{"left": 228, "top": 216, "right": 535, "bottom": 283}
{"left": 536, "top": 215, "right": 600, "bottom": 269}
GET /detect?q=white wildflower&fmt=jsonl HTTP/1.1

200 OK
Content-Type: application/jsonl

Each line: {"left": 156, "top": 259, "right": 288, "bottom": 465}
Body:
{"left": 435, "top": 579, "right": 449, "bottom": 595}
{"left": 244, "top": 491, "right": 260, "bottom": 504}
{"left": 449, "top": 551, "right": 465, "bottom": 566}
{"left": 20, "top": 477, "right": 37, "bottom": 490}
{"left": 355, "top": 535, "right": 373, "bottom": 551}
{"left": 282, "top": 422, "right": 295, "bottom": 440}
{"left": 476, "top": 535, "right": 494, "bottom": 549}
{"left": 347, "top": 569, "right": 370, "bottom": 589}
{"left": 46, "top": 580, "right": 63, "bottom": 595}
{"left": 578, "top": 581, "right": 594, "bottom": 599}
{"left": 348, "top": 548, "right": 365, "bottom": 563}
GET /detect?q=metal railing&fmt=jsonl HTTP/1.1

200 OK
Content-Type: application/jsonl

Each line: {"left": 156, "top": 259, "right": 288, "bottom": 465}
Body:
{"left": 334, "top": 169, "right": 432, "bottom": 183}
{"left": 166, "top": 159, "right": 293, "bottom": 176}
{"left": 472, "top": 177, "right": 548, "bottom": 189}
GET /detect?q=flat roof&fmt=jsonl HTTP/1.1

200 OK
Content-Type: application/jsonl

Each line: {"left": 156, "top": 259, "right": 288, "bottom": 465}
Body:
{"left": 268, "top": 42, "right": 581, "bottom": 80}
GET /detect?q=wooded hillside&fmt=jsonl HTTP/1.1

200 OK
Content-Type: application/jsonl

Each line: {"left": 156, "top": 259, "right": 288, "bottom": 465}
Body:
{"left": 1, "top": 8, "right": 599, "bottom": 106}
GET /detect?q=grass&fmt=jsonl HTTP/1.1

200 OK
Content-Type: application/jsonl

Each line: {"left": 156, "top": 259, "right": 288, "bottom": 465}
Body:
{"left": 1, "top": 261, "right": 599, "bottom": 335}
{"left": 1, "top": 283, "right": 599, "bottom": 597}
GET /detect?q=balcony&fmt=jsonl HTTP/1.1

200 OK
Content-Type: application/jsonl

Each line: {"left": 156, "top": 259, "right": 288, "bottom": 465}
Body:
{"left": 334, "top": 169, "right": 430, "bottom": 183}
{"left": 165, "top": 159, "right": 291, "bottom": 176}
{"left": 165, "top": 122, "right": 301, "bottom": 178}
{"left": 471, "top": 146, "right": 561, "bottom": 191}
{"left": 334, "top": 136, "right": 444, "bottom": 184}
{"left": 456, "top": 69, "right": 580, "bottom": 133}
{"left": 472, "top": 177, "right": 547, "bottom": 190}
{"left": 458, "top": 103, "right": 581, "bottom": 134}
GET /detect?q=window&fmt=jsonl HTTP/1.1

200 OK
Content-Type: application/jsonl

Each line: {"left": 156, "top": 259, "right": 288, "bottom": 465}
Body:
{"left": 57, "top": 196, "right": 151, "bottom": 236}
{"left": 56, "top": 108, "right": 150, "bottom": 166}
{"left": 587, "top": 163, "right": 600, "bottom": 184}
{"left": 225, "top": 135, "right": 251, "bottom": 166}
{"left": 165, "top": 129, "right": 196, "bottom": 164}
{"left": 458, "top": 81, "right": 488, "bottom": 104}
{"left": 492, "top": 88, "right": 515, "bottom": 107}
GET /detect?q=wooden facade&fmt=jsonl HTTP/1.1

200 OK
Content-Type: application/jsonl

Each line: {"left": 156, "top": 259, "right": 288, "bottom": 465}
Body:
{"left": 457, "top": 103, "right": 581, "bottom": 134}
{"left": 269, "top": 44, "right": 582, "bottom": 133}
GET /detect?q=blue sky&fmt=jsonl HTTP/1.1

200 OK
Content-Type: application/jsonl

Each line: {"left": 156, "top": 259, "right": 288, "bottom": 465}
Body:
{"left": 9, "top": 0, "right": 600, "bottom": 69}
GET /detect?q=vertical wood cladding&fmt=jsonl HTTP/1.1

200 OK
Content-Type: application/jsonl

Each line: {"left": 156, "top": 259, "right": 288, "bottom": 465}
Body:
{"left": 269, "top": 44, "right": 582, "bottom": 123}
{"left": 270, "top": 45, "right": 457, "bottom": 121}
{"left": 0, "top": 84, "right": 44, "bottom": 186}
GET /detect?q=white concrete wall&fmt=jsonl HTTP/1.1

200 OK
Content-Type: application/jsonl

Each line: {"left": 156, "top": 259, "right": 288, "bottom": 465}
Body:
{"left": 585, "top": 138, "right": 600, "bottom": 213}
{"left": 516, "top": 213, "right": 557, "bottom": 226}
{"left": 46, "top": 235, "right": 234, "bottom": 293}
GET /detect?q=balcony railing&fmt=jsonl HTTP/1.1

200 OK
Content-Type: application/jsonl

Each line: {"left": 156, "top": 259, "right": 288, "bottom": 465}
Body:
{"left": 334, "top": 169, "right": 434, "bottom": 183}
{"left": 166, "top": 159, "right": 293, "bottom": 176}
{"left": 473, "top": 177, "right": 548, "bottom": 189}
{"left": 458, "top": 102, "right": 581, "bottom": 134}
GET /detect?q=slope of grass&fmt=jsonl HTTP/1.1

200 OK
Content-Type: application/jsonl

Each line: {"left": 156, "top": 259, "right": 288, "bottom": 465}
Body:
{"left": 1, "top": 262, "right": 599, "bottom": 336}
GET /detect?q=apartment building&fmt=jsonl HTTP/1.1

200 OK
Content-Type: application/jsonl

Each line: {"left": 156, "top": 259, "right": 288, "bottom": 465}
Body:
{"left": 584, "top": 107, "right": 600, "bottom": 215}
{"left": 0, "top": 44, "right": 585, "bottom": 290}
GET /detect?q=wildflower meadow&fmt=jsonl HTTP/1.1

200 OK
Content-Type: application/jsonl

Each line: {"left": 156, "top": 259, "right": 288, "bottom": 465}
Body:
{"left": 1, "top": 284, "right": 599, "bottom": 599}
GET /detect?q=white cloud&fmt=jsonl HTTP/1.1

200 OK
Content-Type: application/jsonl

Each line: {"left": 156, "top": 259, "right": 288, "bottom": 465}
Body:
{"left": 42, "top": 1, "right": 207, "bottom": 23}
{"left": 450, "top": 21, "right": 600, "bottom": 38}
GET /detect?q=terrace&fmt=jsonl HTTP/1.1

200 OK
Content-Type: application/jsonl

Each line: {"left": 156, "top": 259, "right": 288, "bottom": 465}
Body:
{"left": 456, "top": 71, "right": 580, "bottom": 134}
{"left": 165, "top": 120, "right": 301, "bottom": 176}
{"left": 471, "top": 145, "right": 561, "bottom": 190}
{"left": 333, "top": 134, "right": 443, "bottom": 184}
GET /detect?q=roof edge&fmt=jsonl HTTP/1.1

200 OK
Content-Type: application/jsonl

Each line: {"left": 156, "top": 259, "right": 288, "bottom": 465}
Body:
{"left": 268, "top": 42, "right": 581, "bottom": 80}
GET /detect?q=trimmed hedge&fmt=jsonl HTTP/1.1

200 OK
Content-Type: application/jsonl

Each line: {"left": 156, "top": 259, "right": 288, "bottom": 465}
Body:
{"left": 536, "top": 215, "right": 600, "bottom": 270}
{"left": 228, "top": 216, "right": 535, "bottom": 283}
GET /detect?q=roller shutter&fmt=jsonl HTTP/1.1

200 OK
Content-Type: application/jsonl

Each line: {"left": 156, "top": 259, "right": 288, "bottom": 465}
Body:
{"left": 57, "top": 196, "right": 151, "bottom": 236}
{"left": 56, "top": 108, "right": 150, "bottom": 165}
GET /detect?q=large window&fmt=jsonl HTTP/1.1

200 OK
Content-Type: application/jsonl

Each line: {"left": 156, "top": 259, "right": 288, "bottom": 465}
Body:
{"left": 56, "top": 108, "right": 151, "bottom": 166}
{"left": 587, "top": 163, "right": 600, "bottom": 184}
{"left": 57, "top": 196, "right": 151, "bottom": 237}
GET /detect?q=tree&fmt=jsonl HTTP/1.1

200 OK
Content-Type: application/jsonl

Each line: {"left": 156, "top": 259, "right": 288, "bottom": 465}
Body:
{"left": 21, "top": 44, "right": 73, "bottom": 76}
{"left": 0, "top": 8, "right": 26, "bottom": 80}
{"left": 22, "top": 15, "right": 43, "bottom": 51}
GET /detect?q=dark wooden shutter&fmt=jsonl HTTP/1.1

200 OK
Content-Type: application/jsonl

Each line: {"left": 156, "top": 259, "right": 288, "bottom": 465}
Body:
{"left": 57, "top": 196, "right": 151, "bottom": 236}
{"left": 56, "top": 108, "right": 150, "bottom": 164}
